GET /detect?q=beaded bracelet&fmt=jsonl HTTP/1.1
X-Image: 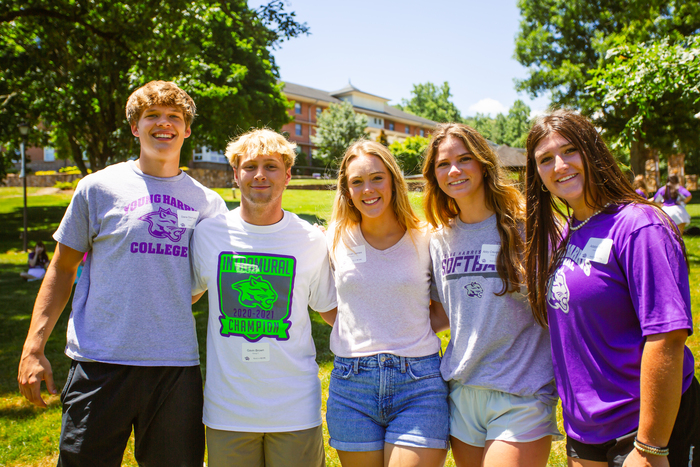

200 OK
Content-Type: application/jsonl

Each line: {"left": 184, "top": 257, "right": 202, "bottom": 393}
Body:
{"left": 634, "top": 438, "right": 669, "bottom": 456}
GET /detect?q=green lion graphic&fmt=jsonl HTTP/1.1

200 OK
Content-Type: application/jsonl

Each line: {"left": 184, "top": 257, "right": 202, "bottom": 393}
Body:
{"left": 231, "top": 276, "right": 278, "bottom": 311}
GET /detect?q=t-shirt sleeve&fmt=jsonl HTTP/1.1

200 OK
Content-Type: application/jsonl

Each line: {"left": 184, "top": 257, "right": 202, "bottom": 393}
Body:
{"left": 620, "top": 223, "right": 692, "bottom": 336}
{"left": 679, "top": 186, "right": 691, "bottom": 199}
{"left": 189, "top": 226, "right": 208, "bottom": 296}
{"left": 53, "top": 179, "right": 93, "bottom": 253}
{"left": 309, "top": 236, "right": 338, "bottom": 313}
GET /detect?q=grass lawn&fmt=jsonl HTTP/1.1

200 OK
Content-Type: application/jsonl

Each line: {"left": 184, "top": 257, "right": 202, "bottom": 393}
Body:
{"left": 0, "top": 186, "right": 698, "bottom": 466}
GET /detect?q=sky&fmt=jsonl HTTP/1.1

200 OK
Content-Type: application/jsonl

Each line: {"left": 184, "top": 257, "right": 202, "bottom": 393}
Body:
{"left": 249, "top": 0, "right": 552, "bottom": 118}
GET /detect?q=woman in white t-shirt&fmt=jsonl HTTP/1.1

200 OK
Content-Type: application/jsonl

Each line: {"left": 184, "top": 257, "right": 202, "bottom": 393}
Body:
{"left": 422, "top": 123, "right": 559, "bottom": 467}
{"left": 322, "top": 140, "right": 449, "bottom": 467}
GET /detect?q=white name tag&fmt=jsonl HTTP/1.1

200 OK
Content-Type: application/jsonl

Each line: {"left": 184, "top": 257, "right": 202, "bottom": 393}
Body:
{"left": 177, "top": 210, "right": 199, "bottom": 229}
{"left": 346, "top": 244, "right": 367, "bottom": 263}
{"left": 479, "top": 244, "right": 501, "bottom": 265}
{"left": 581, "top": 238, "right": 613, "bottom": 264}
{"left": 242, "top": 343, "right": 270, "bottom": 362}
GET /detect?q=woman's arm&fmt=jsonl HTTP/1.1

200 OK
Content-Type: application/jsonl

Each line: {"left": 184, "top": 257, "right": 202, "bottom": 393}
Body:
{"left": 319, "top": 307, "right": 337, "bottom": 326}
{"left": 623, "top": 329, "right": 688, "bottom": 467}
{"left": 27, "top": 252, "right": 38, "bottom": 268}
{"left": 429, "top": 300, "right": 450, "bottom": 333}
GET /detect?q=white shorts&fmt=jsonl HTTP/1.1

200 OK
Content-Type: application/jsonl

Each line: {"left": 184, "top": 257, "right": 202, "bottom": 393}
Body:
{"left": 26, "top": 267, "right": 46, "bottom": 280}
{"left": 448, "top": 380, "right": 562, "bottom": 447}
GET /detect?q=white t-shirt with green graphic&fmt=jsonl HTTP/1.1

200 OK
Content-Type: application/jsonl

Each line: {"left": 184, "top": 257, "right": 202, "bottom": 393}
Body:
{"left": 190, "top": 208, "right": 337, "bottom": 432}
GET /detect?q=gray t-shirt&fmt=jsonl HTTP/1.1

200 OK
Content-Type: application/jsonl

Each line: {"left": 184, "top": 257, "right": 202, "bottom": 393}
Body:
{"left": 54, "top": 161, "right": 227, "bottom": 366}
{"left": 430, "top": 215, "right": 556, "bottom": 403}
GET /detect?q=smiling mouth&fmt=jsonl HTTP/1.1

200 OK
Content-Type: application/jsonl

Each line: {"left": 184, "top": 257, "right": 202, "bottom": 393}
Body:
{"left": 362, "top": 198, "right": 380, "bottom": 205}
{"left": 557, "top": 174, "right": 577, "bottom": 183}
{"left": 152, "top": 132, "right": 175, "bottom": 140}
{"left": 448, "top": 179, "right": 467, "bottom": 186}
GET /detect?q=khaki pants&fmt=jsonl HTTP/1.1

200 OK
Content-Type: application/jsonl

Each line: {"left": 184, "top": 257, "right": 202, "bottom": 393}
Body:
{"left": 206, "top": 425, "right": 326, "bottom": 467}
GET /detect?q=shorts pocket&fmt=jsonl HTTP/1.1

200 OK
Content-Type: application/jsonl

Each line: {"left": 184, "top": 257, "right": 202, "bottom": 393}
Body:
{"left": 331, "top": 359, "right": 354, "bottom": 380}
{"left": 60, "top": 360, "right": 78, "bottom": 402}
{"left": 406, "top": 355, "right": 442, "bottom": 381}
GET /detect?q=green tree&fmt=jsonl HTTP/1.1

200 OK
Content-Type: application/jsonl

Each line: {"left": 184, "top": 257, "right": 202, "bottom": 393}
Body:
{"left": 311, "top": 101, "right": 368, "bottom": 168}
{"left": 463, "top": 100, "right": 532, "bottom": 148}
{"left": 0, "top": 0, "right": 308, "bottom": 177}
{"left": 388, "top": 135, "right": 429, "bottom": 175}
{"left": 588, "top": 36, "right": 700, "bottom": 159}
{"left": 515, "top": 0, "right": 699, "bottom": 109}
{"left": 397, "top": 82, "right": 462, "bottom": 123}
{"left": 514, "top": 0, "right": 700, "bottom": 172}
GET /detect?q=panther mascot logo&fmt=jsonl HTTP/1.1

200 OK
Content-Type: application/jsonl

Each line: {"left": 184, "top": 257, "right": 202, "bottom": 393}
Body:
{"left": 139, "top": 208, "right": 186, "bottom": 242}
{"left": 547, "top": 269, "right": 570, "bottom": 314}
{"left": 231, "top": 276, "right": 278, "bottom": 311}
{"left": 464, "top": 281, "right": 484, "bottom": 298}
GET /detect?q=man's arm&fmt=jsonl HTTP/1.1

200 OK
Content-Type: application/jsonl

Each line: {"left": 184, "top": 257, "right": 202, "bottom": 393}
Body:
{"left": 319, "top": 307, "right": 337, "bottom": 326}
{"left": 623, "top": 329, "right": 688, "bottom": 467}
{"left": 429, "top": 301, "right": 450, "bottom": 333}
{"left": 192, "top": 291, "right": 205, "bottom": 304}
{"left": 18, "top": 243, "right": 84, "bottom": 407}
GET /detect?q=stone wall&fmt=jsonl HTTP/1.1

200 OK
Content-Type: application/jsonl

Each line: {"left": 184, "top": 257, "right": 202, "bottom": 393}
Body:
{"left": 3, "top": 173, "right": 81, "bottom": 187}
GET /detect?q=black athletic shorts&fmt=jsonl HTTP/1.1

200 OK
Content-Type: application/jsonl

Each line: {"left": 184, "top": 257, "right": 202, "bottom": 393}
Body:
{"left": 58, "top": 360, "right": 205, "bottom": 467}
{"left": 567, "top": 376, "right": 700, "bottom": 467}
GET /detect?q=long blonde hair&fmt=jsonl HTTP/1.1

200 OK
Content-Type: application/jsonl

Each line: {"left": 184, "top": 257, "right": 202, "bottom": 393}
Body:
{"left": 422, "top": 123, "right": 526, "bottom": 295}
{"left": 330, "top": 140, "right": 420, "bottom": 256}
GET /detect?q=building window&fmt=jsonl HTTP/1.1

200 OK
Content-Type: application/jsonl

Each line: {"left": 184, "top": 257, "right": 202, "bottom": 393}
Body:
{"left": 295, "top": 124, "right": 302, "bottom": 136}
{"left": 295, "top": 102, "right": 302, "bottom": 114}
{"left": 43, "top": 147, "right": 55, "bottom": 162}
{"left": 316, "top": 107, "right": 322, "bottom": 118}
{"left": 420, "top": 129, "right": 425, "bottom": 137}
{"left": 388, "top": 122, "right": 395, "bottom": 131}
{"left": 405, "top": 126, "right": 410, "bottom": 135}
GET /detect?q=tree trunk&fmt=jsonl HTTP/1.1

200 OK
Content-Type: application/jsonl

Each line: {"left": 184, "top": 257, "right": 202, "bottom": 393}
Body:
{"left": 68, "top": 135, "right": 89, "bottom": 177}
{"left": 630, "top": 135, "right": 647, "bottom": 177}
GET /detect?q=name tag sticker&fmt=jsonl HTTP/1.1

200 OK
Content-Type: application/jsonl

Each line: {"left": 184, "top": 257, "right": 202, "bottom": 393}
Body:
{"left": 479, "top": 244, "right": 501, "bottom": 265}
{"left": 581, "top": 238, "right": 613, "bottom": 264}
{"left": 346, "top": 244, "right": 367, "bottom": 264}
{"left": 242, "top": 343, "right": 270, "bottom": 362}
{"left": 177, "top": 210, "right": 199, "bottom": 229}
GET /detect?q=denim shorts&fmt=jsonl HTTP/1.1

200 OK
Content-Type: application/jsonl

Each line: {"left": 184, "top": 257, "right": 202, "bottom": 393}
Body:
{"left": 326, "top": 353, "right": 449, "bottom": 452}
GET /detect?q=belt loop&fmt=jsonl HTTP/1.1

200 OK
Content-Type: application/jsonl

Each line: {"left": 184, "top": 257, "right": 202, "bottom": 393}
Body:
{"left": 353, "top": 358, "right": 359, "bottom": 374}
{"left": 400, "top": 356, "right": 406, "bottom": 374}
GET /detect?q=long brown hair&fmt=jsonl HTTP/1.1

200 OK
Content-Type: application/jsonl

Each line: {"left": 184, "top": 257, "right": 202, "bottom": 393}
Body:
{"left": 330, "top": 140, "right": 421, "bottom": 257}
{"left": 422, "top": 123, "right": 526, "bottom": 295}
{"left": 525, "top": 109, "right": 685, "bottom": 327}
{"left": 665, "top": 174, "right": 681, "bottom": 201}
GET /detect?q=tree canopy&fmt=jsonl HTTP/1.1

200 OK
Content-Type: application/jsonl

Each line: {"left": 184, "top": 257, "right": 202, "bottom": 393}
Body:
{"left": 311, "top": 101, "right": 368, "bottom": 168}
{"left": 464, "top": 100, "right": 532, "bottom": 148}
{"left": 515, "top": 0, "right": 700, "bottom": 173}
{"left": 0, "top": 0, "right": 308, "bottom": 177}
{"left": 588, "top": 36, "right": 700, "bottom": 156}
{"left": 515, "top": 0, "right": 700, "bottom": 110}
{"left": 388, "top": 135, "right": 429, "bottom": 175}
{"left": 397, "top": 82, "right": 462, "bottom": 123}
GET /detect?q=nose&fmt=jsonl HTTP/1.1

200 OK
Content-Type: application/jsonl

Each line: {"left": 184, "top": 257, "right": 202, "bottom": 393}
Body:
{"left": 448, "top": 164, "right": 461, "bottom": 177}
{"left": 155, "top": 114, "right": 171, "bottom": 127}
{"left": 554, "top": 154, "right": 568, "bottom": 172}
{"left": 253, "top": 167, "right": 266, "bottom": 180}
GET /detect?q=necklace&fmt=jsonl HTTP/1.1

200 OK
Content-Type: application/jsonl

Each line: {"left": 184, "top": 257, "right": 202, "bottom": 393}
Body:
{"left": 569, "top": 202, "right": 612, "bottom": 231}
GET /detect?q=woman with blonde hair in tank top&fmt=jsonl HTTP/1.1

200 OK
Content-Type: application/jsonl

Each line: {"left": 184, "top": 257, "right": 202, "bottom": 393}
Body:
{"left": 321, "top": 140, "right": 449, "bottom": 467}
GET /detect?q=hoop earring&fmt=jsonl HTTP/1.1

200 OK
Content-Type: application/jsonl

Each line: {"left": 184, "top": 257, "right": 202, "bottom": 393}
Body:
{"left": 541, "top": 184, "right": 549, "bottom": 192}
{"left": 348, "top": 199, "right": 354, "bottom": 207}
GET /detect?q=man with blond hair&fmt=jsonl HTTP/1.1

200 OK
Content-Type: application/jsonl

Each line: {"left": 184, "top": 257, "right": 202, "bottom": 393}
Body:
{"left": 190, "top": 128, "right": 337, "bottom": 467}
{"left": 18, "top": 80, "right": 227, "bottom": 466}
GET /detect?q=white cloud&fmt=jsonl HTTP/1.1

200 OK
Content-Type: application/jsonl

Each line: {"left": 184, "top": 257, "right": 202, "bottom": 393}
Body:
{"left": 468, "top": 98, "right": 507, "bottom": 117}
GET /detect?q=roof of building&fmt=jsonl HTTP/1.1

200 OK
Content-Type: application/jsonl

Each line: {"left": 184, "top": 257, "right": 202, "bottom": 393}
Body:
{"left": 495, "top": 145, "right": 527, "bottom": 167}
{"left": 281, "top": 81, "right": 437, "bottom": 127}
{"left": 282, "top": 82, "right": 341, "bottom": 104}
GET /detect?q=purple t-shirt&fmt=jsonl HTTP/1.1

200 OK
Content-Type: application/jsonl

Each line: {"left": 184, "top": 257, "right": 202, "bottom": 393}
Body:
{"left": 634, "top": 189, "right": 646, "bottom": 198}
{"left": 546, "top": 203, "right": 694, "bottom": 444}
{"left": 654, "top": 185, "right": 691, "bottom": 206}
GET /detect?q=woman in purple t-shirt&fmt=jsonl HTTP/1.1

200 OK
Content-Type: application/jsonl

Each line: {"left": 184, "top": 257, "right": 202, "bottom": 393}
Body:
{"left": 20, "top": 241, "right": 49, "bottom": 281}
{"left": 524, "top": 110, "right": 699, "bottom": 467}
{"left": 653, "top": 174, "right": 692, "bottom": 235}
